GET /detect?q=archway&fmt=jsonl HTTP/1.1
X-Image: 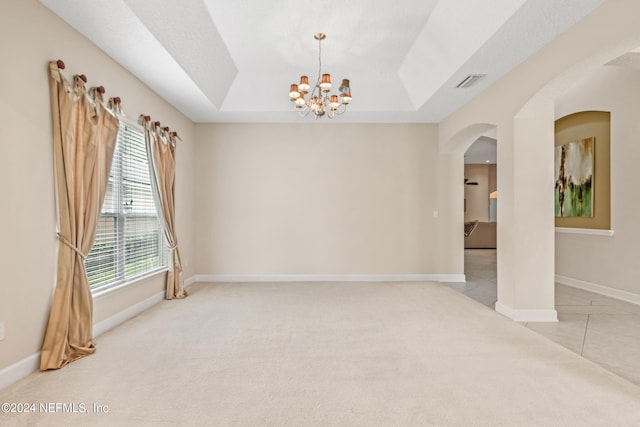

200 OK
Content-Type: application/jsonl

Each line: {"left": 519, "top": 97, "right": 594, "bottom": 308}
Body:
{"left": 438, "top": 1, "right": 640, "bottom": 321}
{"left": 440, "top": 123, "right": 498, "bottom": 307}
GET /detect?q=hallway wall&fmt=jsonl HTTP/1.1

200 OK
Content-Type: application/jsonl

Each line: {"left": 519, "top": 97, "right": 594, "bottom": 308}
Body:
{"left": 555, "top": 65, "right": 640, "bottom": 296}
{"left": 464, "top": 164, "right": 496, "bottom": 222}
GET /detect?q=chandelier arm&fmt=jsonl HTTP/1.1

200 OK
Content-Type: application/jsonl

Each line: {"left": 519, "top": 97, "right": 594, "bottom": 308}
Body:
{"left": 334, "top": 105, "right": 347, "bottom": 116}
{"left": 332, "top": 103, "right": 348, "bottom": 116}
{"left": 300, "top": 103, "right": 311, "bottom": 113}
{"left": 298, "top": 107, "right": 311, "bottom": 117}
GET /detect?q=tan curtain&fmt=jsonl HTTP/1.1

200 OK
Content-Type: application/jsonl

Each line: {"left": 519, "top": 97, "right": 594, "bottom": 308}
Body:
{"left": 139, "top": 116, "right": 187, "bottom": 300}
{"left": 40, "top": 61, "right": 119, "bottom": 370}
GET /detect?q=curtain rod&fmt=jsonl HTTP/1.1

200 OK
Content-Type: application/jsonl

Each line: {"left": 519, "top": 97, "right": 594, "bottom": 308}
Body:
{"left": 141, "top": 115, "right": 180, "bottom": 140}
{"left": 55, "top": 60, "right": 177, "bottom": 140}
{"left": 55, "top": 59, "right": 107, "bottom": 95}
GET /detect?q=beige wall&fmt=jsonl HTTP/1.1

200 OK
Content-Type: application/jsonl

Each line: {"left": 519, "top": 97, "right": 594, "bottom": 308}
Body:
{"left": 195, "top": 123, "right": 461, "bottom": 276}
{"left": 464, "top": 164, "right": 496, "bottom": 222}
{"left": 0, "top": 0, "right": 196, "bottom": 371}
{"left": 555, "top": 66, "right": 640, "bottom": 294}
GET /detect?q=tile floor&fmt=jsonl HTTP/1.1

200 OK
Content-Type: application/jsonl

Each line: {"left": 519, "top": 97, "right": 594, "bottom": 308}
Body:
{"left": 449, "top": 249, "right": 640, "bottom": 386}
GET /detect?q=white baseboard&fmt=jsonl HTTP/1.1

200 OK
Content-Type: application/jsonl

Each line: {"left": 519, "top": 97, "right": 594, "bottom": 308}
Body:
{"left": 2, "top": 274, "right": 462, "bottom": 389}
{"left": 95, "top": 274, "right": 200, "bottom": 336}
{"left": 555, "top": 275, "right": 640, "bottom": 306}
{"left": 0, "top": 352, "right": 40, "bottom": 390}
{"left": 495, "top": 302, "right": 558, "bottom": 322}
{"left": 93, "top": 291, "right": 165, "bottom": 338}
{"left": 184, "top": 275, "right": 199, "bottom": 287}
{"left": 555, "top": 227, "right": 614, "bottom": 237}
{"left": 0, "top": 275, "right": 199, "bottom": 391}
{"left": 192, "top": 274, "right": 466, "bottom": 283}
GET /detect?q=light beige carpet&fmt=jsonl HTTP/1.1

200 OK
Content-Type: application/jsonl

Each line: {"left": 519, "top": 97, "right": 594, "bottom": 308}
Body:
{"left": 1, "top": 281, "right": 640, "bottom": 426}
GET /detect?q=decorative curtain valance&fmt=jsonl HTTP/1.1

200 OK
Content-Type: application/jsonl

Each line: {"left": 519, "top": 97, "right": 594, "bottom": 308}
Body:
{"left": 41, "top": 60, "right": 122, "bottom": 370}
{"left": 138, "top": 115, "right": 187, "bottom": 300}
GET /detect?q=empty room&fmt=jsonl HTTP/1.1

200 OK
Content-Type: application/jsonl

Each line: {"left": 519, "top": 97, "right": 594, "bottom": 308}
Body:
{"left": 1, "top": 0, "right": 640, "bottom": 425}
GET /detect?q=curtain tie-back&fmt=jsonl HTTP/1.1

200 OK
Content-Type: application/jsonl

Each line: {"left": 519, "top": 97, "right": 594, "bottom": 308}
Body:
{"left": 169, "top": 243, "right": 178, "bottom": 250}
{"left": 57, "top": 233, "right": 88, "bottom": 260}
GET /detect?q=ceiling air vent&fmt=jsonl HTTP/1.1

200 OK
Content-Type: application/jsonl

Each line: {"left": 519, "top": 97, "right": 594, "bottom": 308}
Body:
{"left": 456, "top": 74, "right": 485, "bottom": 89}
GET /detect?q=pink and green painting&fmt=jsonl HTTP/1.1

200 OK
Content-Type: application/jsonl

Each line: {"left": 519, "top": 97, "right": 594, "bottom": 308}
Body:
{"left": 554, "top": 137, "right": 594, "bottom": 217}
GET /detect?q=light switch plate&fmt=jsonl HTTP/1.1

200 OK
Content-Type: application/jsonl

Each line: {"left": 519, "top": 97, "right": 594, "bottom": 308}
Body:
{"left": 0, "top": 321, "right": 4, "bottom": 341}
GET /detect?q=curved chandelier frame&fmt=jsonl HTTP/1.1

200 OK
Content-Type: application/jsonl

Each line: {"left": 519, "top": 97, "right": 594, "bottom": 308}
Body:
{"left": 288, "top": 33, "right": 352, "bottom": 119}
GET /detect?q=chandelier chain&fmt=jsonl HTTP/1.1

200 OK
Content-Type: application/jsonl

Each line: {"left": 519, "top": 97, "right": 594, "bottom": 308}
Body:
{"left": 315, "top": 37, "right": 323, "bottom": 94}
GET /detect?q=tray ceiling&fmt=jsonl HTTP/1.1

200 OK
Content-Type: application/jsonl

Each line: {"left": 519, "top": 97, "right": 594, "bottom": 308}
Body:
{"left": 41, "top": 0, "right": 605, "bottom": 123}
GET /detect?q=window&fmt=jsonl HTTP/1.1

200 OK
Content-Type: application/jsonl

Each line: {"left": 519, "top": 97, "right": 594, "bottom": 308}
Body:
{"left": 85, "top": 120, "right": 167, "bottom": 291}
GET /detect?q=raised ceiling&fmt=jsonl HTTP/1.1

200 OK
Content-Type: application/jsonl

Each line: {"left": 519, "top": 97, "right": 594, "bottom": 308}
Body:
{"left": 41, "top": 0, "right": 605, "bottom": 123}
{"left": 465, "top": 137, "right": 497, "bottom": 164}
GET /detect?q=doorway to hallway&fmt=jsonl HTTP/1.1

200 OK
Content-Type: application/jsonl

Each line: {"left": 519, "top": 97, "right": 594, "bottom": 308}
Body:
{"left": 449, "top": 249, "right": 497, "bottom": 308}
{"left": 458, "top": 137, "right": 497, "bottom": 308}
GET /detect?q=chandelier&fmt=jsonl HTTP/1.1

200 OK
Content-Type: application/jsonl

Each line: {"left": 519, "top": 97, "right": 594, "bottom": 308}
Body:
{"left": 288, "top": 33, "right": 352, "bottom": 119}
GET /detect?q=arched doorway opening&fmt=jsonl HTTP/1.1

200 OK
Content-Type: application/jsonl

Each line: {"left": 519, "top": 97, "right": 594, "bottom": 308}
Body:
{"left": 462, "top": 136, "right": 497, "bottom": 307}
{"left": 439, "top": 123, "right": 498, "bottom": 307}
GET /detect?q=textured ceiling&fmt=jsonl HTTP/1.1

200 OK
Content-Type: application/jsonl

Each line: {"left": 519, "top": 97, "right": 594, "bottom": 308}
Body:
{"left": 40, "top": 0, "right": 605, "bottom": 123}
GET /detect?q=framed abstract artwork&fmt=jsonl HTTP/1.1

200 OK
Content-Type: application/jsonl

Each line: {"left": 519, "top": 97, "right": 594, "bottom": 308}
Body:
{"left": 554, "top": 137, "right": 594, "bottom": 217}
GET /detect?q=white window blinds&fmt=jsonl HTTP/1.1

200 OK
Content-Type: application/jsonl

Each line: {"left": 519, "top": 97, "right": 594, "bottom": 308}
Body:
{"left": 85, "top": 121, "right": 167, "bottom": 291}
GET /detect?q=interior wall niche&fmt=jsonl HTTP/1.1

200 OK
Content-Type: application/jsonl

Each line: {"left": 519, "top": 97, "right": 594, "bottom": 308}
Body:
{"left": 555, "top": 111, "right": 610, "bottom": 229}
